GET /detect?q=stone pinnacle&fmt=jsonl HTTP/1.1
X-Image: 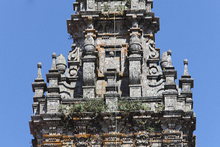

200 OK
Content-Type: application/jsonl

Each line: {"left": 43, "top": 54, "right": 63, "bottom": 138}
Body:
{"left": 184, "top": 59, "right": 190, "bottom": 76}
{"left": 51, "top": 52, "right": 57, "bottom": 70}
{"left": 37, "top": 62, "right": 43, "bottom": 79}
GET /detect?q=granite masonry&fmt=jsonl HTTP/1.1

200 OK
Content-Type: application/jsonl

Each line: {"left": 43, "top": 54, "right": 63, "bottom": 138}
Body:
{"left": 30, "top": 0, "right": 196, "bottom": 146}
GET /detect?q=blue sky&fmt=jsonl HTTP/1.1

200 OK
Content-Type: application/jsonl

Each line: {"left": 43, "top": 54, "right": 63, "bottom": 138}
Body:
{"left": 0, "top": 0, "right": 219, "bottom": 146}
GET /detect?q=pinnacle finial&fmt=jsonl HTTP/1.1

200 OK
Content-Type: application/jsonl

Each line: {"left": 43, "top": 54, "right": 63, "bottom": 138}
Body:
{"left": 37, "top": 62, "right": 43, "bottom": 79}
{"left": 51, "top": 52, "right": 57, "bottom": 70}
{"left": 167, "top": 50, "right": 173, "bottom": 67}
{"left": 184, "top": 59, "right": 190, "bottom": 76}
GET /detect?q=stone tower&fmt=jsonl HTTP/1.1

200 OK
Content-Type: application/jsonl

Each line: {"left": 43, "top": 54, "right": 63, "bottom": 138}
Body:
{"left": 30, "top": 0, "right": 196, "bottom": 146}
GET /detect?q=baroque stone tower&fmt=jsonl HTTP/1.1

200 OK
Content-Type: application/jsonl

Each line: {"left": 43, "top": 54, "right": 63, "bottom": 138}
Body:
{"left": 30, "top": 0, "right": 196, "bottom": 146}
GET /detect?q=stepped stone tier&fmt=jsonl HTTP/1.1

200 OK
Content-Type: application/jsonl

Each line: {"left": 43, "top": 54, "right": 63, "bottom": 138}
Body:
{"left": 30, "top": 0, "right": 196, "bottom": 146}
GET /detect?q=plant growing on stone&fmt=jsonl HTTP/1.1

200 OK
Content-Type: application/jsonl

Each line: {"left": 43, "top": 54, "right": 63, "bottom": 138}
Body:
{"left": 59, "top": 99, "right": 107, "bottom": 117}
{"left": 118, "top": 100, "right": 150, "bottom": 112}
{"left": 155, "top": 103, "right": 164, "bottom": 112}
{"left": 116, "top": 5, "right": 125, "bottom": 14}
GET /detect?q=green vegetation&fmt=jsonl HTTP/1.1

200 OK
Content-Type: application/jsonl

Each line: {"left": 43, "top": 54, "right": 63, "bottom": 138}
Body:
{"left": 155, "top": 103, "right": 164, "bottom": 112}
{"left": 118, "top": 100, "right": 150, "bottom": 112}
{"left": 103, "top": 4, "right": 110, "bottom": 12}
{"left": 59, "top": 100, "right": 165, "bottom": 117}
{"left": 59, "top": 99, "right": 106, "bottom": 117}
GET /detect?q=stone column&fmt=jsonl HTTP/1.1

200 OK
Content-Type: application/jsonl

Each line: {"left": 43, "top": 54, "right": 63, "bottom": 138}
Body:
{"left": 82, "top": 29, "right": 97, "bottom": 99}
{"left": 128, "top": 30, "right": 143, "bottom": 97}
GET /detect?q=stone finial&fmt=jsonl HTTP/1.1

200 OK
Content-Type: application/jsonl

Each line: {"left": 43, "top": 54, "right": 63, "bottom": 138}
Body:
{"left": 37, "top": 62, "right": 43, "bottom": 79}
{"left": 183, "top": 59, "right": 190, "bottom": 76}
{"left": 32, "top": 62, "right": 46, "bottom": 95}
{"left": 167, "top": 50, "right": 173, "bottom": 67}
{"left": 129, "top": 34, "right": 142, "bottom": 53}
{"left": 56, "top": 54, "right": 67, "bottom": 74}
{"left": 161, "top": 50, "right": 173, "bottom": 68}
{"left": 84, "top": 35, "right": 95, "bottom": 52}
{"left": 51, "top": 52, "right": 57, "bottom": 70}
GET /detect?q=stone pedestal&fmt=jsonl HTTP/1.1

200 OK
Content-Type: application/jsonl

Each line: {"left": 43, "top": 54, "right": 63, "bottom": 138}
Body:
{"left": 83, "top": 86, "right": 96, "bottom": 99}
{"left": 129, "top": 84, "right": 142, "bottom": 97}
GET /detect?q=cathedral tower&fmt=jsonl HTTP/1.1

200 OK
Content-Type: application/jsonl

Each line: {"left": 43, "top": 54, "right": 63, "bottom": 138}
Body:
{"left": 30, "top": 0, "right": 196, "bottom": 146}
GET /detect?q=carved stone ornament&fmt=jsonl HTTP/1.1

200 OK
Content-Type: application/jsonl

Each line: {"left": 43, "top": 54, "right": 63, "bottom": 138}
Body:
{"left": 84, "top": 35, "right": 96, "bottom": 53}
{"left": 147, "top": 38, "right": 159, "bottom": 59}
{"left": 129, "top": 34, "right": 142, "bottom": 53}
{"left": 161, "top": 50, "right": 173, "bottom": 68}
{"left": 68, "top": 44, "right": 80, "bottom": 62}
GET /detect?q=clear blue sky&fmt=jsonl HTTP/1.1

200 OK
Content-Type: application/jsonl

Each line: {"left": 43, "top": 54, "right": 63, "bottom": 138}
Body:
{"left": 0, "top": 0, "right": 219, "bottom": 146}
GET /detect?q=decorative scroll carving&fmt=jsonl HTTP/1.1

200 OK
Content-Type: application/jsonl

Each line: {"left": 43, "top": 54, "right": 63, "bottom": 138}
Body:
{"left": 68, "top": 44, "right": 80, "bottom": 62}
{"left": 68, "top": 44, "right": 81, "bottom": 78}
{"left": 69, "top": 66, "right": 79, "bottom": 77}
{"left": 147, "top": 38, "right": 159, "bottom": 59}
{"left": 149, "top": 66, "right": 159, "bottom": 75}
